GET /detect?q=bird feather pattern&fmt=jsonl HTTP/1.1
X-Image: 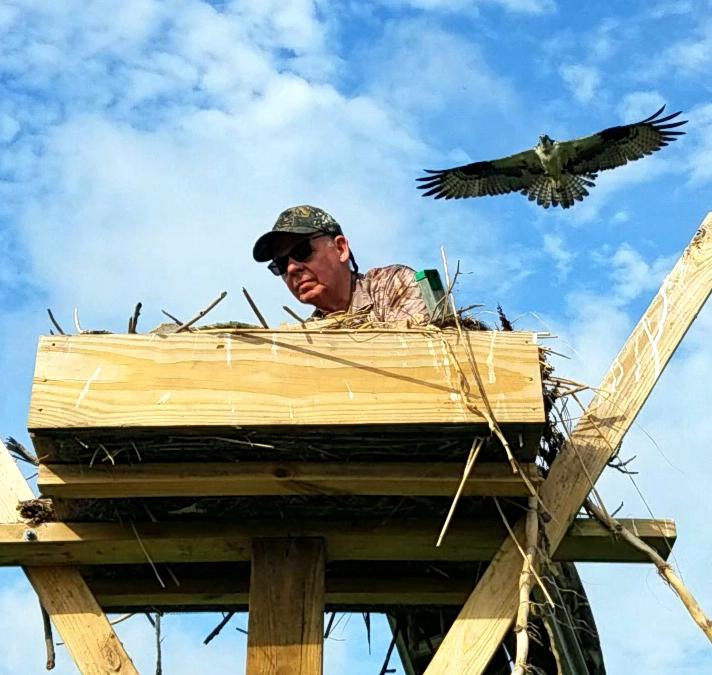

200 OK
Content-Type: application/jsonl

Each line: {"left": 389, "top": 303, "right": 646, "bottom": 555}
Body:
{"left": 416, "top": 106, "right": 687, "bottom": 209}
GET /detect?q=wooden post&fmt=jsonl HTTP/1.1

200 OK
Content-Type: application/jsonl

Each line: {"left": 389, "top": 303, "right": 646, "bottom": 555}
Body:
{"left": 0, "top": 439, "right": 138, "bottom": 675}
{"left": 424, "top": 213, "right": 712, "bottom": 674}
{"left": 247, "top": 538, "right": 325, "bottom": 675}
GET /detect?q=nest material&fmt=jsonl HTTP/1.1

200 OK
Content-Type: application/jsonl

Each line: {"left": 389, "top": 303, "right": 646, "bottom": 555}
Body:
{"left": 18, "top": 498, "right": 56, "bottom": 525}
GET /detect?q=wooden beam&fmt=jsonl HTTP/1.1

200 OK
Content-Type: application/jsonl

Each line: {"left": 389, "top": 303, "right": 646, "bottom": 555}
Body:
{"left": 28, "top": 330, "right": 544, "bottom": 429}
{"left": 0, "top": 517, "right": 676, "bottom": 566}
{"left": 424, "top": 214, "right": 712, "bottom": 674}
{"left": 0, "top": 440, "right": 138, "bottom": 675}
{"left": 37, "top": 462, "right": 542, "bottom": 498}
{"left": 89, "top": 570, "right": 480, "bottom": 610}
{"left": 247, "top": 538, "right": 325, "bottom": 675}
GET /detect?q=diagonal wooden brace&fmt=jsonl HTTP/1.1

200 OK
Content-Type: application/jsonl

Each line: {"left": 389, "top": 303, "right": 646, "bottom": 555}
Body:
{"left": 0, "top": 439, "right": 138, "bottom": 675}
{"left": 424, "top": 213, "right": 712, "bottom": 674}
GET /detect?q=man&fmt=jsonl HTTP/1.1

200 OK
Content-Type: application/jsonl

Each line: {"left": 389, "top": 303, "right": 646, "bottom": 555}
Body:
{"left": 253, "top": 205, "right": 605, "bottom": 675}
{"left": 252, "top": 204, "right": 430, "bottom": 325}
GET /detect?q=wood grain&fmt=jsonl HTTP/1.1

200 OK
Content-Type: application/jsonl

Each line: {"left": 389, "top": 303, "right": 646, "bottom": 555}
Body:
{"left": 424, "top": 214, "right": 712, "bottom": 674}
{"left": 28, "top": 330, "right": 544, "bottom": 429}
{"left": 0, "top": 518, "right": 676, "bottom": 566}
{"left": 247, "top": 538, "right": 325, "bottom": 675}
{"left": 37, "top": 461, "right": 542, "bottom": 498}
{"left": 0, "top": 440, "right": 138, "bottom": 675}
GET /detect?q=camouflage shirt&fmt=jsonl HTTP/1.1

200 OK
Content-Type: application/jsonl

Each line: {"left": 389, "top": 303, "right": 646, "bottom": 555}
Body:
{"left": 311, "top": 264, "right": 430, "bottom": 326}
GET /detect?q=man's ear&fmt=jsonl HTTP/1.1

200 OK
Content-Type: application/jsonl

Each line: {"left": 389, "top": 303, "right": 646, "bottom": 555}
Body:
{"left": 333, "top": 235, "right": 351, "bottom": 264}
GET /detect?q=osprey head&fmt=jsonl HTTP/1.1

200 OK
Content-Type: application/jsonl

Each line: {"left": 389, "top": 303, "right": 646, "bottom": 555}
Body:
{"left": 538, "top": 134, "right": 555, "bottom": 150}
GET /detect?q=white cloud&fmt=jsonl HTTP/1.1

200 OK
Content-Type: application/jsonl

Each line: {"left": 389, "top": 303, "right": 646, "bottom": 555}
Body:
{"left": 542, "top": 233, "right": 575, "bottom": 279}
{"left": 483, "top": 0, "right": 555, "bottom": 12}
{"left": 361, "top": 19, "right": 515, "bottom": 120}
{"left": 559, "top": 64, "right": 601, "bottom": 104}
{"left": 542, "top": 234, "right": 712, "bottom": 673}
{"left": 659, "top": 15, "right": 712, "bottom": 74}
{"left": 369, "top": 0, "right": 555, "bottom": 13}
{"left": 0, "top": 571, "right": 405, "bottom": 675}
{"left": 617, "top": 90, "right": 667, "bottom": 123}
{"left": 561, "top": 150, "right": 679, "bottom": 225}
{"left": 685, "top": 102, "right": 712, "bottom": 185}
{"left": 649, "top": 0, "right": 695, "bottom": 18}
{"left": 605, "top": 242, "right": 677, "bottom": 305}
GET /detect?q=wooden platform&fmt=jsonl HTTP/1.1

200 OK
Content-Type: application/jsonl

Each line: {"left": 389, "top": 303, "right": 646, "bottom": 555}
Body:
{"left": 2, "top": 326, "right": 685, "bottom": 674}
{"left": 7, "top": 215, "right": 709, "bottom": 675}
{"left": 15, "top": 328, "right": 677, "bottom": 613}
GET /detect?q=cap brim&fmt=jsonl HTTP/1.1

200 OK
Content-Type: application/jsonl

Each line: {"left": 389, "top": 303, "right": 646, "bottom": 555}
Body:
{"left": 252, "top": 229, "right": 314, "bottom": 262}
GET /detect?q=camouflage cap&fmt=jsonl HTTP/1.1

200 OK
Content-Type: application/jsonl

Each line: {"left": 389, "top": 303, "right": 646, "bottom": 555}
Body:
{"left": 252, "top": 205, "right": 344, "bottom": 262}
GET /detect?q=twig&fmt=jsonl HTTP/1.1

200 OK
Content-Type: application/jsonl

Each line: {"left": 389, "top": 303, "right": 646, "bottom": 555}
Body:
{"left": 128, "top": 302, "right": 142, "bottom": 334}
{"left": 155, "top": 612, "right": 163, "bottom": 675}
{"left": 378, "top": 618, "right": 400, "bottom": 675}
{"left": 128, "top": 520, "right": 165, "bottom": 588}
{"left": 440, "top": 246, "right": 519, "bottom": 475}
{"left": 130, "top": 440, "right": 142, "bottom": 462}
{"left": 497, "top": 304, "right": 514, "bottom": 331}
{"left": 46, "top": 309, "right": 65, "bottom": 335}
{"left": 607, "top": 453, "right": 639, "bottom": 475}
{"left": 585, "top": 498, "right": 712, "bottom": 643}
{"left": 110, "top": 613, "right": 135, "bottom": 626}
{"left": 283, "top": 305, "right": 307, "bottom": 325}
{"left": 324, "top": 611, "right": 337, "bottom": 638}
{"left": 175, "top": 291, "right": 228, "bottom": 333}
{"left": 161, "top": 309, "right": 182, "bottom": 324}
{"left": 204, "top": 611, "right": 235, "bottom": 645}
{"left": 493, "top": 497, "right": 554, "bottom": 607}
{"left": 39, "top": 600, "right": 55, "bottom": 670}
{"left": 73, "top": 308, "right": 85, "bottom": 334}
{"left": 512, "top": 496, "right": 538, "bottom": 675}
{"left": 242, "top": 287, "right": 269, "bottom": 328}
{"left": 5, "top": 437, "right": 38, "bottom": 466}
{"left": 202, "top": 436, "right": 275, "bottom": 449}
{"left": 99, "top": 443, "right": 116, "bottom": 466}
{"left": 436, "top": 437, "right": 483, "bottom": 546}
{"left": 362, "top": 612, "right": 371, "bottom": 654}
{"left": 457, "top": 303, "right": 483, "bottom": 315}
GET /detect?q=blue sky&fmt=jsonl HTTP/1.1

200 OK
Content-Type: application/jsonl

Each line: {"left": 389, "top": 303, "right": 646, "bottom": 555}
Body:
{"left": 1, "top": 0, "right": 711, "bottom": 672}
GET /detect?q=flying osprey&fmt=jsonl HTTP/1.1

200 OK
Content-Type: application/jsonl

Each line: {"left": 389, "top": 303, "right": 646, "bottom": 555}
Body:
{"left": 416, "top": 106, "right": 687, "bottom": 209}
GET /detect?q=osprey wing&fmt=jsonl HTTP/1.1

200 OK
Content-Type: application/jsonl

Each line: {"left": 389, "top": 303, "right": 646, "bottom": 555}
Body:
{"left": 416, "top": 148, "right": 543, "bottom": 200}
{"left": 559, "top": 106, "right": 687, "bottom": 175}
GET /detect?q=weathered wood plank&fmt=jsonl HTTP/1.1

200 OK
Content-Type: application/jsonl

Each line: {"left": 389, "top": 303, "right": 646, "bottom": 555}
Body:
{"left": 28, "top": 330, "right": 544, "bottom": 429}
{"left": 424, "top": 214, "right": 712, "bottom": 674}
{"left": 0, "top": 518, "right": 676, "bottom": 566}
{"left": 38, "top": 461, "right": 542, "bottom": 498}
{"left": 247, "top": 538, "right": 325, "bottom": 675}
{"left": 0, "top": 440, "right": 138, "bottom": 675}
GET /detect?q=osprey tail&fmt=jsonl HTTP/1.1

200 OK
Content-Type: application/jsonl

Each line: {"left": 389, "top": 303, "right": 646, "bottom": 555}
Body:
{"left": 522, "top": 173, "right": 597, "bottom": 209}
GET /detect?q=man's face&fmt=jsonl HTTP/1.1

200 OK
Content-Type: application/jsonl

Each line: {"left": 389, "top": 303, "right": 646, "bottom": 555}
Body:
{"left": 273, "top": 234, "right": 351, "bottom": 308}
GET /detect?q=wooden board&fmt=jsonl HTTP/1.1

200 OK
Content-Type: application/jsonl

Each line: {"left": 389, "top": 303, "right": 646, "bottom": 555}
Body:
{"left": 88, "top": 569, "right": 481, "bottom": 610}
{"left": 37, "top": 461, "right": 542, "bottom": 498}
{"left": 0, "top": 440, "right": 138, "bottom": 675}
{"left": 423, "top": 213, "right": 712, "bottom": 674}
{"left": 247, "top": 538, "right": 324, "bottom": 675}
{"left": 0, "top": 517, "right": 676, "bottom": 566}
{"left": 28, "top": 330, "right": 544, "bottom": 429}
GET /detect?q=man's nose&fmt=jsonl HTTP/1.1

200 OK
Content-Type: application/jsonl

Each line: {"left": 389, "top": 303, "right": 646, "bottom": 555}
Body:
{"left": 285, "top": 257, "right": 303, "bottom": 275}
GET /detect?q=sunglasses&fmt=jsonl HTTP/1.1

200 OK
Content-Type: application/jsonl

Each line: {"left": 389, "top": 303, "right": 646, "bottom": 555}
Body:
{"left": 268, "top": 234, "right": 330, "bottom": 276}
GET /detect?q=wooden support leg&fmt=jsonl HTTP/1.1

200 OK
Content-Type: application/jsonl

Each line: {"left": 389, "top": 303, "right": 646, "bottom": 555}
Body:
{"left": 1, "top": 440, "right": 138, "bottom": 674}
{"left": 423, "top": 215, "right": 712, "bottom": 674}
{"left": 247, "top": 538, "right": 325, "bottom": 675}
